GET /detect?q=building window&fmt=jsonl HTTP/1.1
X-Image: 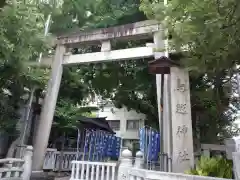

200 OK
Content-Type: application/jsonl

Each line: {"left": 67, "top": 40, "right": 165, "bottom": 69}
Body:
{"left": 108, "top": 120, "right": 120, "bottom": 131}
{"left": 126, "top": 120, "right": 139, "bottom": 130}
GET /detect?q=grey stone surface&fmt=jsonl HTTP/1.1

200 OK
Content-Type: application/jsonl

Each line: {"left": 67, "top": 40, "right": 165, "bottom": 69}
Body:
{"left": 54, "top": 177, "right": 70, "bottom": 180}
{"left": 30, "top": 172, "right": 55, "bottom": 180}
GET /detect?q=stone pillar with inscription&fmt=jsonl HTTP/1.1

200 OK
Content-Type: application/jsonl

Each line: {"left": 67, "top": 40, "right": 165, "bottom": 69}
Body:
{"left": 149, "top": 54, "right": 194, "bottom": 173}
{"left": 170, "top": 67, "right": 194, "bottom": 173}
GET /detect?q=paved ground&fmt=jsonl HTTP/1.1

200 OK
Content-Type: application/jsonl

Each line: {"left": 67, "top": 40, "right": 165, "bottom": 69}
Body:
{"left": 55, "top": 177, "right": 70, "bottom": 180}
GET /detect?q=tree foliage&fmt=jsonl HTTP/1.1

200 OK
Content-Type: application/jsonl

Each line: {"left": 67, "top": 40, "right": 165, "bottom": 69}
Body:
{"left": 186, "top": 156, "right": 233, "bottom": 178}
{"left": 44, "top": 0, "right": 239, "bottom": 143}
{"left": 140, "top": 0, "right": 240, "bottom": 74}
{"left": 0, "top": 0, "right": 48, "bottom": 133}
{"left": 47, "top": 0, "right": 145, "bottom": 35}
{"left": 0, "top": 0, "right": 238, "bottom": 145}
{"left": 41, "top": 0, "right": 148, "bottom": 128}
{"left": 139, "top": 0, "right": 240, "bottom": 141}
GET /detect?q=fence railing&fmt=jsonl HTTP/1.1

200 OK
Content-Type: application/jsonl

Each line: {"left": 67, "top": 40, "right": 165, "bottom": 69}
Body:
{"left": 232, "top": 152, "right": 240, "bottom": 179}
{"left": 0, "top": 158, "right": 24, "bottom": 179}
{"left": 69, "top": 149, "right": 233, "bottom": 180}
{"left": 0, "top": 146, "right": 32, "bottom": 180}
{"left": 70, "top": 161, "right": 117, "bottom": 180}
{"left": 128, "top": 168, "right": 233, "bottom": 180}
{"left": 43, "top": 143, "right": 230, "bottom": 172}
{"left": 43, "top": 148, "right": 57, "bottom": 170}
{"left": 43, "top": 149, "right": 86, "bottom": 171}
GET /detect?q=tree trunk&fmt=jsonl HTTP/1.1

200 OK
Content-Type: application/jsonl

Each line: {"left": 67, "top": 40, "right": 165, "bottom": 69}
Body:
{"left": 28, "top": 90, "right": 41, "bottom": 145}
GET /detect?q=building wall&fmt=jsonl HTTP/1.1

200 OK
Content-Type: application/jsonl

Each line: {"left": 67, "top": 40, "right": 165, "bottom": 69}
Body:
{"left": 234, "top": 120, "right": 240, "bottom": 129}
{"left": 97, "top": 105, "right": 146, "bottom": 149}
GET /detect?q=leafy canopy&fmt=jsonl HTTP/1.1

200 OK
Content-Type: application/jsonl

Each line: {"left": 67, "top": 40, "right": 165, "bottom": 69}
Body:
{"left": 139, "top": 0, "right": 240, "bottom": 140}
{"left": 42, "top": 0, "right": 240, "bottom": 142}
{"left": 140, "top": 0, "right": 240, "bottom": 74}
{"left": 0, "top": 0, "right": 238, "bottom": 143}
{"left": 0, "top": 0, "right": 49, "bottom": 133}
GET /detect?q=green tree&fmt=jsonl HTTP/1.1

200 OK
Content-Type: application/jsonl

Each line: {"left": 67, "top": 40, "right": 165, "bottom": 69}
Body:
{"left": 2, "top": 0, "right": 233, "bottom": 148}
{"left": 140, "top": 0, "right": 240, "bottom": 73}
{"left": 0, "top": 0, "right": 48, "bottom": 134}
{"left": 32, "top": 0, "right": 148, "bottom": 129}
{"left": 42, "top": 0, "right": 238, "bottom": 145}
{"left": 139, "top": 0, "right": 240, "bottom": 141}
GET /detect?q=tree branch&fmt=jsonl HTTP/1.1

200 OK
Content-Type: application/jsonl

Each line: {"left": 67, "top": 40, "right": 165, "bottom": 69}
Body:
{"left": 216, "top": 0, "right": 223, "bottom": 15}
{"left": 227, "top": 0, "right": 239, "bottom": 23}
{"left": 221, "top": 17, "right": 240, "bottom": 29}
{"left": 221, "top": 0, "right": 240, "bottom": 29}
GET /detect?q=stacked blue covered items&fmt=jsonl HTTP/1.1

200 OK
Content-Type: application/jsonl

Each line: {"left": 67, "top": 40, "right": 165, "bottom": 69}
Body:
{"left": 111, "top": 136, "right": 121, "bottom": 158}
{"left": 94, "top": 131, "right": 100, "bottom": 161}
{"left": 99, "top": 131, "right": 105, "bottom": 161}
{"left": 83, "top": 130, "right": 122, "bottom": 161}
{"left": 115, "top": 137, "right": 121, "bottom": 158}
{"left": 83, "top": 130, "right": 91, "bottom": 160}
{"left": 88, "top": 130, "right": 96, "bottom": 161}
{"left": 139, "top": 127, "right": 145, "bottom": 152}
{"left": 98, "top": 131, "right": 104, "bottom": 161}
{"left": 103, "top": 133, "right": 109, "bottom": 157}
{"left": 111, "top": 136, "right": 116, "bottom": 158}
{"left": 154, "top": 133, "right": 160, "bottom": 161}
{"left": 139, "top": 127, "right": 161, "bottom": 162}
{"left": 147, "top": 130, "right": 154, "bottom": 161}
{"left": 147, "top": 130, "right": 160, "bottom": 161}
{"left": 110, "top": 136, "right": 115, "bottom": 157}
{"left": 107, "top": 134, "right": 113, "bottom": 157}
{"left": 100, "top": 132, "right": 107, "bottom": 160}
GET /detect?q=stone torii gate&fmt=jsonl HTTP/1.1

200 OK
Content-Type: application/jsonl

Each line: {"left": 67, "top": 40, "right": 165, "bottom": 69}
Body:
{"left": 32, "top": 20, "right": 194, "bottom": 173}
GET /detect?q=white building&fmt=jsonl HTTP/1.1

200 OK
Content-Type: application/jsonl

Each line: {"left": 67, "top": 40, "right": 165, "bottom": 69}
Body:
{"left": 97, "top": 103, "right": 145, "bottom": 149}
{"left": 234, "top": 113, "right": 240, "bottom": 129}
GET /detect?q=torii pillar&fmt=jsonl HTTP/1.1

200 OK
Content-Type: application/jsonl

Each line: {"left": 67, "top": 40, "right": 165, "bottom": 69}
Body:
{"left": 31, "top": 20, "right": 162, "bottom": 171}
{"left": 32, "top": 45, "right": 65, "bottom": 171}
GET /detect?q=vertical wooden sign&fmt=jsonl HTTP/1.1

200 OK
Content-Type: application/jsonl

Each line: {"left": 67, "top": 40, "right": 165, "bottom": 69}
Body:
{"left": 170, "top": 67, "right": 194, "bottom": 173}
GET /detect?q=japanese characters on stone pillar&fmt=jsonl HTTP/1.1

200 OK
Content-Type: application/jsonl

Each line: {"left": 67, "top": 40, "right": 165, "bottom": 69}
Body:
{"left": 170, "top": 67, "right": 194, "bottom": 173}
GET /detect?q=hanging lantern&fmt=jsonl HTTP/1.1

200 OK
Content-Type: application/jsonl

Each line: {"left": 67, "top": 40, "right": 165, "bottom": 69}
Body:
{"left": 148, "top": 56, "right": 180, "bottom": 74}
